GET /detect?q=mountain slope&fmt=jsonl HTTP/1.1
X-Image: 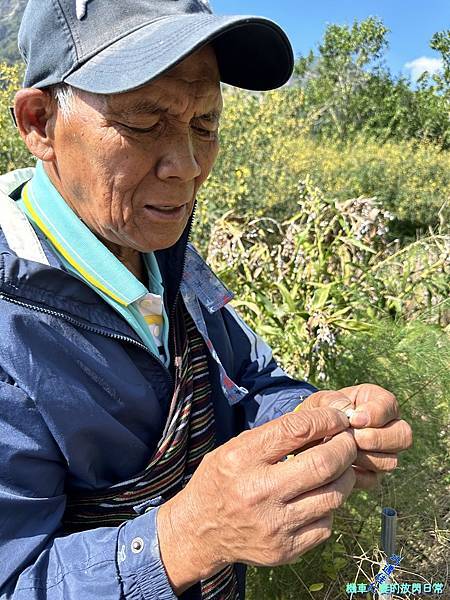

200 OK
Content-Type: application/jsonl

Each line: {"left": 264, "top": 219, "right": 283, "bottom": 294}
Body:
{"left": 0, "top": 0, "right": 27, "bottom": 63}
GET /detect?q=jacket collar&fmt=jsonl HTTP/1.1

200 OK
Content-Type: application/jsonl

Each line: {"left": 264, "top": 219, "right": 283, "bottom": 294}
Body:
{"left": 20, "top": 160, "right": 154, "bottom": 307}
{"left": 0, "top": 168, "right": 194, "bottom": 337}
{"left": 0, "top": 168, "right": 234, "bottom": 338}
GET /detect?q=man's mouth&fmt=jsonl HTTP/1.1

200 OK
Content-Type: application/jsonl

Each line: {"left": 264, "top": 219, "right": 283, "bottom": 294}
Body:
{"left": 150, "top": 205, "right": 182, "bottom": 212}
{"left": 144, "top": 203, "right": 187, "bottom": 221}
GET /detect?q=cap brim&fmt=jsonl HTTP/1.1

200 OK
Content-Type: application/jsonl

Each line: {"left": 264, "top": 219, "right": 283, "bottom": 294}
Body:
{"left": 63, "top": 13, "right": 294, "bottom": 94}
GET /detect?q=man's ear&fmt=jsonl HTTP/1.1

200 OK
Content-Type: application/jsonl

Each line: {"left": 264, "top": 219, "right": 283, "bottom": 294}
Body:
{"left": 14, "top": 88, "right": 56, "bottom": 162}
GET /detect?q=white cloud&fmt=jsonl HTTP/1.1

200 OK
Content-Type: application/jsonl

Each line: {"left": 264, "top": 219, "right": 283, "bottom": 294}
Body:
{"left": 404, "top": 56, "right": 443, "bottom": 81}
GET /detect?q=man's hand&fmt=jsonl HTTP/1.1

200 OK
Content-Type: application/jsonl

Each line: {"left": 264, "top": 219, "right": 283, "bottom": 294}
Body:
{"left": 301, "top": 384, "right": 413, "bottom": 489}
{"left": 157, "top": 407, "right": 356, "bottom": 594}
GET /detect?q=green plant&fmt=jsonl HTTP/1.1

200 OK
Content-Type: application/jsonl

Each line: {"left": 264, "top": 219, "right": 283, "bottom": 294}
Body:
{"left": 204, "top": 177, "right": 449, "bottom": 382}
{"left": 247, "top": 317, "right": 450, "bottom": 599}
{"left": 0, "top": 61, "right": 33, "bottom": 173}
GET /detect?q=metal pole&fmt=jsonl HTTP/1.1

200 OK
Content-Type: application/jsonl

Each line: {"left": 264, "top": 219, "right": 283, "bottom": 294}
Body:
{"left": 379, "top": 507, "right": 398, "bottom": 600}
{"left": 381, "top": 507, "right": 397, "bottom": 558}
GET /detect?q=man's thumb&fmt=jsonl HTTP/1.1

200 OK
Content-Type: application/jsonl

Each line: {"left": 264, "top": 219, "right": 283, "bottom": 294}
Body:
{"left": 328, "top": 397, "right": 355, "bottom": 415}
{"left": 252, "top": 406, "right": 350, "bottom": 465}
{"left": 301, "top": 390, "right": 355, "bottom": 413}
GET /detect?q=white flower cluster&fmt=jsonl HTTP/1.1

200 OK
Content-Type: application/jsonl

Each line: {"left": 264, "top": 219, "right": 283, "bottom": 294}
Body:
{"left": 340, "top": 197, "right": 393, "bottom": 243}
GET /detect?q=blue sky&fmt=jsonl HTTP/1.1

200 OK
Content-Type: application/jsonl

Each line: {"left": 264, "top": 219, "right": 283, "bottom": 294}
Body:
{"left": 212, "top": 0, "right": 449, "bottom": 82}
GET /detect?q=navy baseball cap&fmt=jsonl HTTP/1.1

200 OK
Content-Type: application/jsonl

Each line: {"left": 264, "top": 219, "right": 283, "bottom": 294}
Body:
{"left": 17, "top": 0, "right": 295, "bottom": 94}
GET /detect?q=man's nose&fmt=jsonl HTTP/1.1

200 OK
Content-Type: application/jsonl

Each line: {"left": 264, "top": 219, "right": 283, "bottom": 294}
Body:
{"left": 155, "top": 131, "right": 202, "bottom": 182}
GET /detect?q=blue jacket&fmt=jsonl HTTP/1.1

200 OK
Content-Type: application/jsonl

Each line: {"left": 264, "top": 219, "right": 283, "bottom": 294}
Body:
{"left": 0, "top": 169, "right": 318, "bottom": 599}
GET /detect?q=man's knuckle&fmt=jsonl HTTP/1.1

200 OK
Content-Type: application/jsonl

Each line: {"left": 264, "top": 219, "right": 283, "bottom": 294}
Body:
{"left": 382, "top": 454, "right": 397, "bottom": 470}
{"left": 367, "top": 382, "right": 391, "bottom": 396}
{"left": 281, "top": 412, "right": 312, "bottom": 440}
{"left": 333, "top": 432, "right": 357, "bottom": 463}
{"left": 386, "top": 391, "right": 399, "bottom": 417}
{"left": 379, "top": 455, "right": 398, "bottom": 471}
{"left": 383, "top": 388, "right": 396, "bottom": 403}
{"left": 240, "top": 475, "right": 272, "bottom": 509}
{"left": 273, "top": 519, "right": 286, "bottom": 540}
{"left": 402, "top": 421, "right": 413, "bottom": 448}
{"left": 309, "top": 451, "right": 333, "bottom": 481}
{"left": 258, "top": 539, "right": 283, "bottom": 566}
{"left": 388, "top": 455, "right": 398, "bottom": 469}
{"left": 366, "top": 383, "right": 397, "bottom": 404}
{"left": 356, "top": 428, "right": 378, "bottom": 450}
{"left": 343, "top": 432, "right": 358, "bottom": 462}
{"left": 219, "top": 444, "right": 241, "bottom": 469}
{"left": 323, "top": 488, "right": 344, "bottom": 511}
{"left": 306, "top": 523, "right": 329, "bottom": 549}
{"left": 234, "top": 482, "right": 252, "bottom": 509}
{"left": 273, "top": 547, "right": 291, "bottom": 566}
{"left": 321, "top": 514, "right": 334, "bottom": 540}
{"left": 348, "top": 465, "right": 357, "bottom": 487}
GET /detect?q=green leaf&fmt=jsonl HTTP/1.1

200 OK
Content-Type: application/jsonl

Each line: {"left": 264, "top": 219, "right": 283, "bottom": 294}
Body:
{"left": 231, "top": 300, "right": 262, "bottom": 316}
{"left": 333, "top": 557, "right": 347, "bottom": 570}
{"left": 329, "top": 306, "right": 352, "bottom": 318}
{"left": 295, "top": 311, "right": 310, "bottom": 320}
{"left": 255, "top": 292, "right": 277, "bottom": 314}
{"left": 275, "top": 282, "right": 297, "bottom": 312}
{"left": 332, "top": 319, "right": 374, "bottom": 331}
{"left": 343, "top": 237, "right": 377, "bottom": 254}
{"left": 309, "top": 583, "right": 324, "bottom": 592}
{"left": 311, "top": 284, "right": 332, "bottom": 310}
{"left": 258, "top": 325, "right": 280, "bottom": 336}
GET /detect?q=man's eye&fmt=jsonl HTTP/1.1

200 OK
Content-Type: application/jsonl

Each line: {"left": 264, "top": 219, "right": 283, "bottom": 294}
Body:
{"left": 192, "top": 125, "right": 218, "bottom": 140}
{"left": 118, "top": 122, "right": 160, "bottom": 134}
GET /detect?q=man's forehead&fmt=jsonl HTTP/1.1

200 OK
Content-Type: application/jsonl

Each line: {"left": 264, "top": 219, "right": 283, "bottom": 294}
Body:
{"left": 105, "top": 79, "right": 221, "bottom": 119}
{"left": 105, "top": 86, "right": 221, "bottom": 119}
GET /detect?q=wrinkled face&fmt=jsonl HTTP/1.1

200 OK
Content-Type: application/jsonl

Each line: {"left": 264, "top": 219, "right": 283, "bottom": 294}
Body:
{"left": 49, "top": 44, "right": 222, "bottom": 252}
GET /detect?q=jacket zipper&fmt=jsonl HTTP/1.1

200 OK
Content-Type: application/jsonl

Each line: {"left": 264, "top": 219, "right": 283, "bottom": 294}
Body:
{"left": 0, "top": 292, "right": 174, "bottom": 388}
{"left": 167, "top": 200, "right": 198, "bottom": 362}
{"left": 0, "top": 199, "right": 199, "bottom": 388}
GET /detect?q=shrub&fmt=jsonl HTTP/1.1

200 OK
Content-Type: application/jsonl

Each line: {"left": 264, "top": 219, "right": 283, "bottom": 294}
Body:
{"left": 246, "top": 317, "right": 450, "bottom": 599}
{"left": 204, "top": 177, "right": 449, "bottom": 382}
{"left": 194, "top": 89, "right": 450, "bottom": 247}
{"left": 0, "top": 62, "right": 33, "bottom": 173}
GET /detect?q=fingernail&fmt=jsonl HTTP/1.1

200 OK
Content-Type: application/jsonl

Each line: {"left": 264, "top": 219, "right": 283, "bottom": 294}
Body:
{"left": 351, "top": 411, "right": 369, "bottom": 427}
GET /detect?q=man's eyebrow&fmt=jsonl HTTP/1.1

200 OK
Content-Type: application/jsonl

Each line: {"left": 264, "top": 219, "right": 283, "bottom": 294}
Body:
{"left": 106, "top": 98, "right": 165, "bottom": 117}
{"left": 106, "top": 98, "right": 222, "bottom": 122}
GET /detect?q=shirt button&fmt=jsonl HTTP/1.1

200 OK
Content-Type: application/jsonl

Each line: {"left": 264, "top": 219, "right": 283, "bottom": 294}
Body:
{"left": 131, "top": 537, "right": 144, "bottom": 554}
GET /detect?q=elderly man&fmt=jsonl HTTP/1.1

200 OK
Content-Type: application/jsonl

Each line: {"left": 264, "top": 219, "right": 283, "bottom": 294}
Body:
{"left": 0, "top": 0, "right": 412, "bottom": 598}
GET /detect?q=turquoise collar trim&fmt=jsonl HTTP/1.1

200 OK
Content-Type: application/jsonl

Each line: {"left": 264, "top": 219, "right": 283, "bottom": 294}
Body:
{"left": 21, "top": 160, "right": 154, "bottom": 307}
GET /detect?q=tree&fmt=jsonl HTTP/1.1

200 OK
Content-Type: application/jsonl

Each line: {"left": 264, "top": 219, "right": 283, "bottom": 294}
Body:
{"left": 430, "top": 29, "right": 450, "bottom": 91}
{"left": 292, "top": 18, "right": 450, "bottom": 148}
{"left": 293, "top": 17, "right": 390, "bottom": 137}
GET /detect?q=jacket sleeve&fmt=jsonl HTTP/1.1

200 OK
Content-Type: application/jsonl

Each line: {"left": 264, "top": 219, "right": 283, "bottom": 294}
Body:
{"left": 221, "top": 303, "right": 319, "bottom": 429}
{"left": 0, "top": 377, "right": 177, "bottom": 600}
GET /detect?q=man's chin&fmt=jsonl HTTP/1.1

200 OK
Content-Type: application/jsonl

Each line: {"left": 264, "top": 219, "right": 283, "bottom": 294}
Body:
{"left": 140, "top": 233, "right": 185, "bottom": 253}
